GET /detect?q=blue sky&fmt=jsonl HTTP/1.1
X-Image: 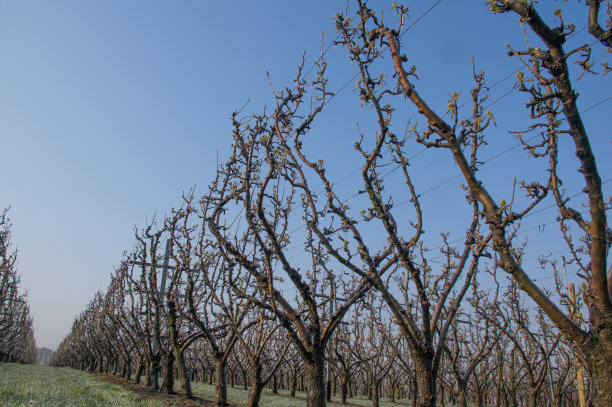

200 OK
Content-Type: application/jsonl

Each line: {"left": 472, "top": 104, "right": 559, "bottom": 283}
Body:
{"left": 0, "top": 1, "right": 609, "bottom": 349}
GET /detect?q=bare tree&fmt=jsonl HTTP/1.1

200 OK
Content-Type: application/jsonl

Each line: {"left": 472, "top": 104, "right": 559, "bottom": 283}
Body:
{"left": 0, "top": 209, "right": 36, "bottom": 364}
{"left": 202, "top": 59, "right": 375, "bottom": 406}
{"left": 348, "top": 1, "right": 611, "bottom": 403}
{"left": 185, "top": 235, "right": 249, "bottom": 406}
{"left": 334, "top": 310, "right": 367, "bottom": 405}
{"left": 444, "top": 311, "right": 502, "bottom": 407}
{"left": 349, "top": 295, "right": 397, "bottom": 407}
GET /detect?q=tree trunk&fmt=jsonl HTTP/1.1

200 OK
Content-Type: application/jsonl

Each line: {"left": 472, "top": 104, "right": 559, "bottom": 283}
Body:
{"left": 135, "top": 358, "right": 144, "bottom": 384}
{"left": 413, "top": 354, "right": 436, "bottom": 407}
{"left": 125, "top": 359, "right": 132, "bottom": 381}
{"left": 305, "top": 356, "right": 326, "bottom": 407}
{"left": 272, "top": 374, "right": 278, "bottom": 394}
{"left": 150, "top": 356, "right": 161, "bottom": 390}
{"left": 410, "top": 374, "right": 417, "bottom": 407}
{"left": 290, "top": 372, "right": 297, "bottom": 397}
{"left": 245, "top": 363, "right": 264, "bottom": 407}
{"left": 495, "top": 357, "right": 503, "bottom": 407}
{"left": 475, "top": 390, "right": 484, "bottom": 407}
{"left": 509, "top": 391, "right": 516, "bottom": 407}
{"left": 457, "top": 381, "right": 468, "bottom": 407}
{"left": 121, "top": 360, "right": 127, "bottom": 379}
{"left": 371, "top": 380, "right": 380, "bottom": 407}
{"left": 173, "top": 347, "right": 192, "bottom": 398}
{"left": 162, "top": 351, "right": 175, "bottom": 395}
{"left": 242, "top": 368, "right": 248, "bottom": 390}
{"left": 389, "top": 383, "right": 396, "bottom": 402}
{"left": 340, "top": 374, "right": 348, "bottom": 405}
{"left": 147, "top": 358, "right": 154, "bottom": 388}
{"left": 584, "top": 330, "right": 612, "bottom": 407}
{"left": 96, "top": 355, "right": 103, "bottom": 373}
{"left": 214, "top": 357, "right": 228, "bottom": 407}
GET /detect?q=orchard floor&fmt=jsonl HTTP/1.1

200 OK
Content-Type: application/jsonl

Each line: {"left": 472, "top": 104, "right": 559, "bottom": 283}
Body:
{"left": 97, "top": 372, "right": 415, "bottom": 407}
{"left": 0, "top": 363, "right": 164, "bottom": 407}
{"left": 0, "top": 363, "right": 420, "bottom": 406}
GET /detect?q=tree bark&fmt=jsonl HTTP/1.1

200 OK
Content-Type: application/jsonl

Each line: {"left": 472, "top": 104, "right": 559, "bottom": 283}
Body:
{"left": 289, "top": 372, "right": 297, "bottom": 397}
{"left": 96, "top": 354, "right": 103, "bottom": 373}
{"left": 119, "top": 359, "right": 126, "bottom": 378}
{"left": 340, "top": 374, "right": 348, "bottom": 404}
{"left": 242, "top": 368, "right": 248, "bottom": 390}
{"left": 214, "top": 357, "right": 228, "bottom": 407}
{"left": 124, "top": 358, "right": 132, "bottom": 381}
{"left": 145, "top": 358, "right": 153, "bottom": 387}
{"left": 305, "top": 357, "right": 326, "bottom": 407}
{"left": 475, "top": 390, "right": 484, "bottom": 407}
{"left": 389, "top": 382, "right": 396, "bottom": 402}
{"left": 371, "top": 380, "right": 380, "bottom": 407}
{"left": 588, "top": 336, "right": 612, "bottom": 407}
{"left": 413, "top": 354, "right": 436, "bottom": 407}
{"left": 245, "top": 364, "right": 264, "bottom": 407}
{"left": 135, "top": 361, "right": 143, "bottom": 384}
{"left": 162, "top": 351, "right": 175, "bottom": 395}
{"left": 457, "top": 385, "right": 467, "bottom": 407}
{"left": 409, "top": 373, "right": 417, "bottom": 407}
{"left": 173, "top": 346, "right": 192, "bottom": 398}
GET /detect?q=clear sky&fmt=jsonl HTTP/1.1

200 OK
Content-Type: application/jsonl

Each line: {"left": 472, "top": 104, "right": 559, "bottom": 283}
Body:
{"left": 0, "top": 1, "right": 610, "bottom": 349}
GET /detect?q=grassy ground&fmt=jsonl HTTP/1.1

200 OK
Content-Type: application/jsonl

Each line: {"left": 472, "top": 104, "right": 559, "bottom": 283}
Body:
{"left": 187, "top": 381, "right": 413, "bottom": 407}
{"left": 0, "top": 363, "right": 164, "bottom": 407}
{"left": 0, "top": 363, "right": 421, "bottom": 406}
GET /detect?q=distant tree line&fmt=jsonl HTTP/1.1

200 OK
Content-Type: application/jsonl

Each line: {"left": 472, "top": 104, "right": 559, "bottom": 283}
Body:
{"left": 0, "top": 208, "right": 37, "bottom": 364}
{"left": 52, "top": 1, "right": 611, "bottom": 407}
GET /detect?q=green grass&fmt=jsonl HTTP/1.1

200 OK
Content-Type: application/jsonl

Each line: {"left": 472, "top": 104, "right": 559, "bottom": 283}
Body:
{"left": 0, "top": 363, "right": 164, "bottom": 407}
{"left": 1, "top": 363, "right": 442, "bottom": 407}
{"left": 187, "top": 381, "right": 414, "bottom": 407}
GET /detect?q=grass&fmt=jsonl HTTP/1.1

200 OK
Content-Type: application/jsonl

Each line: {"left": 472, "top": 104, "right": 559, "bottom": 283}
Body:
{"left": 0, "top": 363, "right": 164, "bottom": 407}
{"left": 0, "top": 363, "right": 434, "bottom": 406}
{"left": 187, "top": 381, "right": 414, "bottom": 407}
